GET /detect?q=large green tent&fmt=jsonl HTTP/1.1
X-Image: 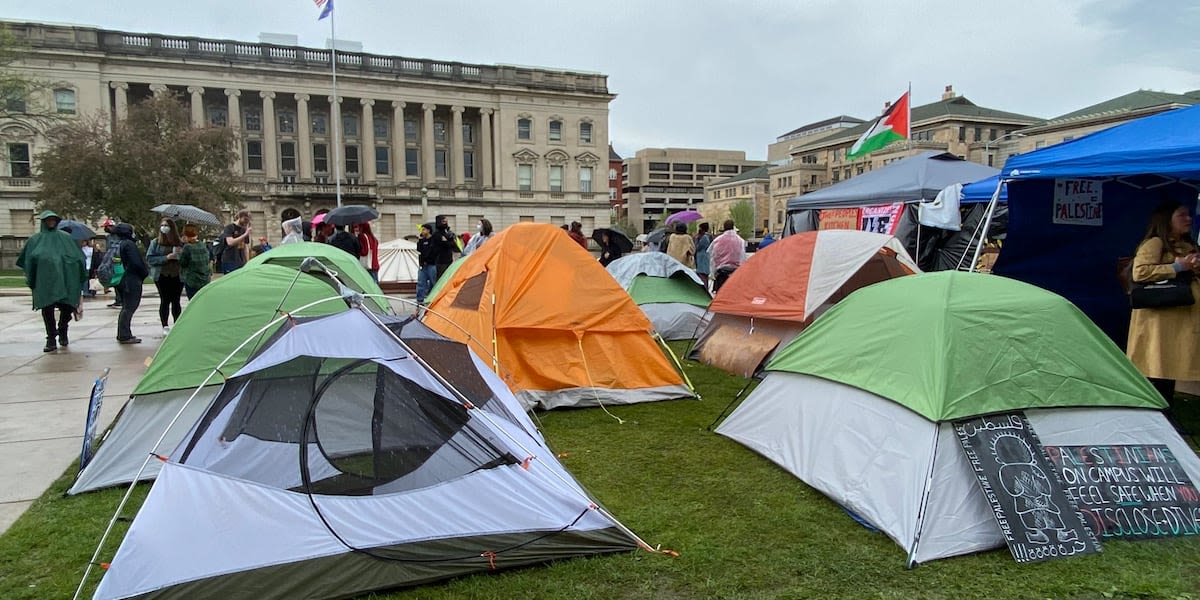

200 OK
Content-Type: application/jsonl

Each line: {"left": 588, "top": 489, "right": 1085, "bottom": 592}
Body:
{"left": 766, "top": 271, "right": 1164, "bottom": 421}
{"left": 69, "top": 250, "right": 389, "bottom": 495}
{"left": 717, "top": 271, "right": 1193, "bottom": 565}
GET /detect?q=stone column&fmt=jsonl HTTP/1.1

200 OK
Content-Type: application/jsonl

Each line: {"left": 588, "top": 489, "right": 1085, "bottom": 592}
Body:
{"left": 421, "top": 103, "right": 436, "bottom": 185}
{"left": 391, "top": 101, "right": 406, "bottom": 179}
{"left": 225, "top": 89, "right": 242, "bottom": 173}
{"left": 149, "top": 83, "right": 168, "bottom": 98}
{"left": 329, "top": 95, "right": 344, "bottom": 181}
{"left": 450, "top": 105, "right": 465, "bottom": 187}
{"left": 110, "top": 82, "right": 129, "bottom": 121}
{"left": 260, "top": 91, "right": 278, "bottom": 179}
{"left": 480, "top": 108, "right": 493, "bottom": 188}
{"left": 360, "top": 98, "right": 375, "bottom": 181}
{"left": 491, "top": 109, "right": 502, "bottom": 188}
{"left": 187, "top": 86, "right": 204, "bottom": 127}
{"left": 295, "top": 93, "right": 312, "bottom": 180}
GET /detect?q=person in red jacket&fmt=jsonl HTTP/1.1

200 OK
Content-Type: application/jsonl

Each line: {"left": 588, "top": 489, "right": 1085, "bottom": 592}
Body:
{"left": 354, "top": 222, "right": 380, "bottom": 281}
{"left": 567, "top": 221, "right": 588, "bottom": 250}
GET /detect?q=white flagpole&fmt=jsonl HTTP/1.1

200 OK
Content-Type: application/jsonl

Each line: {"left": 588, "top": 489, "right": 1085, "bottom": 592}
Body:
{"left": 906, "top": 81, "right": 912, "bottom": 151}
{"left": 330, "top": 2, "right": 342, "bottom": 207}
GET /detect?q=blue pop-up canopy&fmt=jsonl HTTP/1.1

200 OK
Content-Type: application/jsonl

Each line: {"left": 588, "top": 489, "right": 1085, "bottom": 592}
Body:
{"left": 960, "top": 174, "right": 1006, "bottom": 203}
{"left": 993, "top": 104, "right": 1200, "bottom": 346}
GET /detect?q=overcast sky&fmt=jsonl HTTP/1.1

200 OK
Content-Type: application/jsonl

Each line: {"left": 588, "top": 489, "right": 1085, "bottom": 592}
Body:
{"left": 4, "top": 0, "right": 1198, "bottom": 160}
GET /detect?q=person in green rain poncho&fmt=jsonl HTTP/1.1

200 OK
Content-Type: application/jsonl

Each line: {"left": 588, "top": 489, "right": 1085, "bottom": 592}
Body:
{"left": 16, "top": 210, "right": 87, "bottom": 352}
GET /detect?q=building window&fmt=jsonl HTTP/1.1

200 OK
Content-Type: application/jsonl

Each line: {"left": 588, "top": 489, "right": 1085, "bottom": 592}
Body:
{"left": 405, "top": 148, "right": 419, "bottom": 176}
{"left": 608, "top": 168, "right": 617, "bottom": 180}
{"left": 434, "top": 120, "right": 447, "bottom": 144}
{"left": 463, "top": 150, "right": 475, "bottom": 179}
{"left": 518, "top": 164, "right": 533, "bottom": 191}
{"left": 278, "top": 110, "right": 296, "bottom": 134}
{"left": 373, "top": 116, "right": 389, "bottom": 139}
{"left": 549, "top": 120, "right": 562, "bottom": 142}
{"left": 245, "top": 140, "right": 263, "bottom": 171}
{"left": 4, "top": 92, "right": 25, "bottom": 113}
{"left": 580, "top": 166, "right": 593, "bottom": 193}
{"left": 343, "top": 115, "right": 359, "bottom": 137}
{"left": 609, "top": 188, "right": 616, "bottom": 201}
{"left": 719, "top": 164, "right": 739, "bottom": 174}
{"left": 242, "top": 107, "right": 262, "bottom": 132}
{"left": 958, "top": 127, "right": 966, "bottom": 142}
{"left": 207, "top": 106, "right": 228, "bottom": 128}
{"left": 53, "top": 89, "right": 76, "bottom": 114}
{"left": 345, "top": 145, "right": 359, "bottom": 174}
{"left": 375, "top": 146, "right": 390, "bottom": 176}
{"left": 313, "top": 143, "right": 329, "bottom": 173}
{"left": 517, "top": 118, "right": 532, "bottom": 140}
{"left": 696, "top": 163, "right": 715, "bottom": 173}
{"left": 435, "top": 149, "right": 448, "bottom": 177}
{"left": 404, "top": 118, "right": 418, "bottom": 141}
{"left": 7, "top": 143, "right": 31, "bottom": 177}
{"left": 989, "top": 128, "right": 997, "bottom": 141}
{"left": 973, "top": 127, "right": 982, "bottom": 142}
{"left": 279, "top": 142, "right": 297, "bottom": 172}
{"left": 673, "top": 163, "right": 693, "bottom": 171}
{"left": 579, "top": 122, "right": 593, "bottom": 144}
{"left": 312, "top": 111, "right": 328, "bottom": 136}
{"left": 649, "top": 162, "right": 670, "bottom": 171}
{"left": 462, "top": 123, "right": 474, "bottom": 144}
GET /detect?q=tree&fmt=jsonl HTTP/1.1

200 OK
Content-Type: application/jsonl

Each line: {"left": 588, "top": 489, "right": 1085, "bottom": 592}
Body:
{"left": 0, "top": 25, "right": 63, "bottom": 132}
{"left": 729, "top": 200, "right": 754, "bottom": 239}
{"left": 36, "top": 94, "right": 239, "bottom": 239}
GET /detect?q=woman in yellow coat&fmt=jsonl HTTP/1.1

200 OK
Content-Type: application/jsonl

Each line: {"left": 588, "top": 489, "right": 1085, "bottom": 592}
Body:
{"left": 665, "top": 222, "right": 695, "bottom": 269}
{"left": 1126, "top": 200, "right": 1200, "bottom": 425}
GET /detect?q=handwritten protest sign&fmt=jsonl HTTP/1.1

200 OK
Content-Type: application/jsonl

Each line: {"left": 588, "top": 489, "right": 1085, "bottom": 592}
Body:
{"left": 1044, "top": 445, "right": 1200, "bottom": 540}
{"left": 953, "top": 412, "right": 1101, "bottom": 563}
{"left": 1052, "top": 179, "right": 1103, "bottom": 226}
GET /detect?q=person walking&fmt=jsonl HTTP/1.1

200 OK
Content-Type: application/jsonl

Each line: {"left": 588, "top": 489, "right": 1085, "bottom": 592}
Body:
{"left": 666, "top": 222, "right": 696, "bottom": 268}
{"left": 177, "top": 223, "right": 212, "bottom": 299}
{"left": 694, "top": 222, "right": 712, "bottom": 288}
{"left": 355, "top": 222, "right": 380, "bottom": 281}
{"left": 710, "top": 219, "right": 747, "bottom": 293}
{"left": 1126, "top": 200, "right": 1200, "bottom": 432}
{"left": 415, "top": 224, "right": 439, "bottom": 304}
{"left": 431, "top": 214, "right": 458, "bottom": 281}
{"left": 80, "top": 238, "right": 98, "bottom": 298}
{"left": 147, "top": 217, "right": 184, "bottom": 334}
{"left": 16, "top": 210, "right": 87, "bottom": 352}
{"left": 102, "top": 218, "right": 123, "bottom": 308}
{"left": 218, "top": 210, "right": 253, "bottom": 274}
{"left": 111, "top": 222, "right": 149, "bottom": 344}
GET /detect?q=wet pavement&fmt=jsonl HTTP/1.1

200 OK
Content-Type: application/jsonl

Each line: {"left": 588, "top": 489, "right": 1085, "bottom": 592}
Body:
{"left": 0, "top": 289, "right": 162, "bottom": 534}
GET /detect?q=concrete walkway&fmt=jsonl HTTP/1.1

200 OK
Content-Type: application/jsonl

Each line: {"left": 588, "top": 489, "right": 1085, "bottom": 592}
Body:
{"left": 0, "top": 289, "right": 163, "bottom": 534}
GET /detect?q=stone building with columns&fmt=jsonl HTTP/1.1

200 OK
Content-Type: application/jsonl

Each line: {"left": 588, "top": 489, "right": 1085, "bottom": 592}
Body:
{"left": 0, "top": 21, "right": 615, "bottom": 245}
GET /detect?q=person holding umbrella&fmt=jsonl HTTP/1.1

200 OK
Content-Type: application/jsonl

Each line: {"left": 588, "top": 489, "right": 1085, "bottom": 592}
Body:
{"left": 666, "top": 222, "right": 696, "bottom": 268}
{"left": 593, "top": 228, "right": 630, "bottom": 267}
{"left": 16, "top": 210, "right": 87, "bottom": 352}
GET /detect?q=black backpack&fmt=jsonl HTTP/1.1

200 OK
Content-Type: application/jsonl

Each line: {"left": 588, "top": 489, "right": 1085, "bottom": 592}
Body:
{"left": 95, "top": 240, "right": 125, "bottom": 287}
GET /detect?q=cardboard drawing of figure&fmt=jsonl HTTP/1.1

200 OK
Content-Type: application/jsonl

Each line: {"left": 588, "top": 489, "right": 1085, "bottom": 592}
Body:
{"left": 992, "top": 434, "right": 1078, "bottom": 545}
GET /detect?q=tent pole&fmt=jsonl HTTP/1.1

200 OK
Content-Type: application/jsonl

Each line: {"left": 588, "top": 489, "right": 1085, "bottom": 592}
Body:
{"left": 968, "top": 179, "right": 1004, "bottom": 272}
{"left": 707, "top": 377, "right": 756, "bottom": 431}
{"left": 906, "top": 425, "right": 943, "bottom": 569}
{"left": 655, "top": 332, "right": 697, "bottom": 399}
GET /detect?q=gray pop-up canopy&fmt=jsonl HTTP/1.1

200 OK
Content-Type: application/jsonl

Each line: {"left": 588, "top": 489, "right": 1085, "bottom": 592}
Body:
{"left": 786, "top": 151, "right": 999, "bottom": 210}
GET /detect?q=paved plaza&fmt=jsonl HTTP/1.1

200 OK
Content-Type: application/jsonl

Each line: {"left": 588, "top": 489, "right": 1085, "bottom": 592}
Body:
{"left": 0, "top": 289, "right": 162, "bottom": 534}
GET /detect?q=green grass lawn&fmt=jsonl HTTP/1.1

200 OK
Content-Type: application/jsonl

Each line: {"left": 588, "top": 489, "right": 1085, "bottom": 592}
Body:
{"left": 0, "top": 269, "right": 28, "bottom": 288}
{"left": 1, "top": 346, "right": 1198, "bottom": 599}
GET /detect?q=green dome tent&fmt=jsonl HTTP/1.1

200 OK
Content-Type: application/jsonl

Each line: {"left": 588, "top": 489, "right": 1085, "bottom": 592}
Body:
{"left": 69, "top": 248, "right": 388, "bottom": 495}
{"left": 717, "top": 272, "right": 1195, "bottom": 565}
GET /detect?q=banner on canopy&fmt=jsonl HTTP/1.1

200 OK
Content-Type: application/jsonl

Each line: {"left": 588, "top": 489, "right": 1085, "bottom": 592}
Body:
{"left": 1052, "top": 179, "right": 1103, "bottom": 226}
{"left": 860, "top": 203, "right": 905, "bottom": 235}
{"left": 818, "top": 208, "right": 860, "bottom": 230}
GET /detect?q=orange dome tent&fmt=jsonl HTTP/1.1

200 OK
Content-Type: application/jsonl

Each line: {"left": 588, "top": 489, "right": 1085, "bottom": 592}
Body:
{"left": 423, "top": 223, "right": 694, "bottom": 410}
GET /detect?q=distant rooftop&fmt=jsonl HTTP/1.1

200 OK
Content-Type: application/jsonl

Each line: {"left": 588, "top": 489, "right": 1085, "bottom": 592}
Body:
{"left": 777, "top": 115, "right": 865, "bottom": 141}
{"left": 608, "top": 145, "right": 622, "bottom": 161}
{"left": 1040, "top": 89, "right": 1200, "bottom": 126}
{"left": 712, "top": 164, "right": 771, "bottom": 186}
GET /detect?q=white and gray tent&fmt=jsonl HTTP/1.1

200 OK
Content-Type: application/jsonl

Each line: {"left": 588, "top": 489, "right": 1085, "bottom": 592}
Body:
{"left": 92, "top": 309, "right": 645, "bottom": 599}
{"left": 605, "top": 252, "right": 712, "bottom": 340}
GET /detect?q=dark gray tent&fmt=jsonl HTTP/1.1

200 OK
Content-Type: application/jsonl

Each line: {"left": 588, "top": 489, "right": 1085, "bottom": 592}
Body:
{"left": 785, "top": 151, "right": 999, "bottom": 210}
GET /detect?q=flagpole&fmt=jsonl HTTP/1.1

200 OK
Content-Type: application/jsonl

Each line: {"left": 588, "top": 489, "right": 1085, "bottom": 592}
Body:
{"left": 330, "top": 2, "right": 342, "bottom": 207}
{"left": 906, "top": 81, "right": 912, "bottom": 152}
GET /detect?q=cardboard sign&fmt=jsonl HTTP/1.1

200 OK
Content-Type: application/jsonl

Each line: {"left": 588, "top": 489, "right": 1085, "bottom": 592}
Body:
{"left": 953, "top": 412, "right": 1102, "bottom": 563}
{"left": 818, "top": 208, "right": 860, "bottom": 230}
{"left": 860, "top": 203, "right": 905, "bottom": 235}
{"left": 1044, "top": 445, "right": 1200, "bottom": 540}
{"left": 1052, "top": 179, "right": 1103, "bottom": 226}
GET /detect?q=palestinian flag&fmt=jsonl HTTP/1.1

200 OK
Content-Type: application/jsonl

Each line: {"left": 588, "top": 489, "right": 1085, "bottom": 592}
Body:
{"left": 846, "top": 91, "right": 910, "bottom": 161}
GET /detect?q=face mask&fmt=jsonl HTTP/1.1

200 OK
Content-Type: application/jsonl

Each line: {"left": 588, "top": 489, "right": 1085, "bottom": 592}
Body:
{"left": 160, "top": 226, "right": 170, "bottom": 234}
{"left": 477, "top": 223, "right": 483, "bottom": 232}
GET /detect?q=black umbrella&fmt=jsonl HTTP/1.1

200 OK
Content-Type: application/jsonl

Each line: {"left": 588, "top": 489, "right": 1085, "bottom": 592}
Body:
{"left": 151, "top": 203, "right": 221, "bottom": 226}
{"left": 591, "top": 228, "right": 633, "bottom": 254}
{"left": 324, "top": 204, "right": 380, "bottom": 226}
{"left": 57, "top": 219, "right": 96, "bottom": 241}
{"left": 645, "top": 228, "right": 668, "bottom": 248}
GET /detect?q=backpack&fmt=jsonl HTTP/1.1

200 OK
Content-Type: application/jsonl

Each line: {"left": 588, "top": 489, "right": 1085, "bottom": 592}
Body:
{"left": 96, "top": 240, "right": 125, "bottom": 287}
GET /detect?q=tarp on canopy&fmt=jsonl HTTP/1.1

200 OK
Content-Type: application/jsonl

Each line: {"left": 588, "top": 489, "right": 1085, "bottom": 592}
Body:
{"left": 786, "top": 151, "right": 999, "bottom": 210}
{"left": 960, "top": 174, "right": 1007, "bottom": 203}
{"left": 993, "top": 104, "right": 1200, "bottom": 345}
